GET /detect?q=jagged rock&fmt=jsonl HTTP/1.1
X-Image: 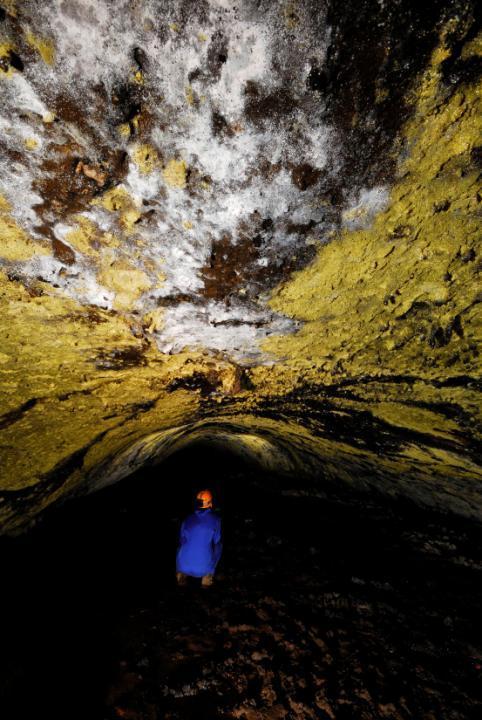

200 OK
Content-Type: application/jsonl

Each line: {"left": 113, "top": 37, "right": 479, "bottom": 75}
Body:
{"left": 0, "top": 0, "right": 480, "bottom": 532}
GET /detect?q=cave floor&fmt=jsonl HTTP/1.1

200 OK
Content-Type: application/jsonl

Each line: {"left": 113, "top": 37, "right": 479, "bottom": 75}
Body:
{"left": 1, "top": 479, "right": 482, "bottom": 720}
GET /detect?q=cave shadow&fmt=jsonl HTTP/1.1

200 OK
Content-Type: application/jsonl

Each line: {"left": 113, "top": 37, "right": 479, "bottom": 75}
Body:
{"left": 0, "top": 440, "right": 481, "bottom": 719}
{"left": 0, "top": 441, "right": 267, "bottom": 719}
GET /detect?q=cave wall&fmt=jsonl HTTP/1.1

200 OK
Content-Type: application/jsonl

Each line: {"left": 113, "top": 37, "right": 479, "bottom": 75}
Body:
{"left": 0, "top": 0, "right": 481, "bottom": 533}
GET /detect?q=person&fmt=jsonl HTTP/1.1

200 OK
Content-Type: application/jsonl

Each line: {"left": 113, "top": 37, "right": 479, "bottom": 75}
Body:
{"left": 176, "top": 489, "right": 222, "bottom": 587}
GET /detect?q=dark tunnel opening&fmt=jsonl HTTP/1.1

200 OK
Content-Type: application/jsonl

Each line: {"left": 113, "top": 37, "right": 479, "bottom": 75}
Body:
{"left": 1, "top": 443, "right": 482, "bottom": 720}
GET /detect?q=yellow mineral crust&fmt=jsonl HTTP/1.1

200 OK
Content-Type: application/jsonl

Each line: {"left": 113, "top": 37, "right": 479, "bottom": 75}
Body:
{"left": 0, "top": 266, "right": 209, "bottom": 507}
{"left": 0, "top": 31, "right": 481, "bottom": 534}
{"left": 0, "top": 195, "right": 49, "bottom": 261}
{"left": 94, "top": 186, "right": 142, "bottom": 232}
{"left": 1, "top": 1, "right": 16, "bottom": 16}
{"left": 64, "top": 217, "right": 99, "bottom": 257}
{"left": 132, "top": 144, "right": 160, "bottom": 174}
{"left": 264, "top": 33, "right": 481, "bottom": 406}
{"left": 0, "top": 41, "right": 12, "bottom": 54}
{"left": 69, "top": 217, "right": 120, "bottom": 257}
{"left": 117, "top": 122, "right": 131, "bottom": 139}
{"left": 24, "top": 137, "right": 39, "bottom": 150}
{"left": 97, "top": 259, "right": 152, "bottom": 311}
{"left": 185, "top": 85, "right": 195, "bottom": 106}
{"left": 0, "top": 40, "right": 13, "bottom": 74}
{"left": 162, "top": 159, "right": 187, "bottom": 189}
{"left": 143, "top": 308, "right": 164, "bottom": 334}
{"left": 25, "top": 31, "right": 55, "bottom": 65}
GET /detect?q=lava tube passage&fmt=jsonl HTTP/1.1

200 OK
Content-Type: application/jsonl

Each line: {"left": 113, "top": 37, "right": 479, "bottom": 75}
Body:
{"left": 0, "top": 0, "right": 481, "bottom": 718}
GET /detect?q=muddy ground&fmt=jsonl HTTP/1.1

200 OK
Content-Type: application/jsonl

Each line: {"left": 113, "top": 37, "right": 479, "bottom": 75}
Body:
{"left": 1, "top": 454, "right": 481, "bottom": 719}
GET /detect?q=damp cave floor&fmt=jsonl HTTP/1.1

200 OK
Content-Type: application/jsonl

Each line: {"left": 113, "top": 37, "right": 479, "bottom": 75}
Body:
{"left": 1, "top": 484, "right": 482, "bottom": 720}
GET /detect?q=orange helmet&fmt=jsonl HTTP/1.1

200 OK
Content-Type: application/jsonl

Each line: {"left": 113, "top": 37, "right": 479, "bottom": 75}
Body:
{"left": 196, "top": 489, "right": 213, "bottom": 509}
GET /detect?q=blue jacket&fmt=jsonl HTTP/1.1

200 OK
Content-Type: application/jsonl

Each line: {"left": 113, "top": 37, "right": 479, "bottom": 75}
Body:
{"left": 176, "top": 509, "right": 222, "bottom": 577}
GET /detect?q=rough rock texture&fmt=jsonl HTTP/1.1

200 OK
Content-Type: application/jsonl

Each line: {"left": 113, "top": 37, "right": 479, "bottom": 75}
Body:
{"left": 2, "top": 475, "right": 482, "bottom": 719}
{"left": 0, "top": 0, "right": 481, "bottom": 532}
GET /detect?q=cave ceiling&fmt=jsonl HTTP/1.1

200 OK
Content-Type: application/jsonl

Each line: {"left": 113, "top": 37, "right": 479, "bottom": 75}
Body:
{"left": 0, "top": 0, "right": 481, "bottom": 533}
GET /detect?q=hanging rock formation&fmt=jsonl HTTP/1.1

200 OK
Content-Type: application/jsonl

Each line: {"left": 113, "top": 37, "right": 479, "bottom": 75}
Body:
{"left": 0, "top": 0, "right": 481, "bottom": 533}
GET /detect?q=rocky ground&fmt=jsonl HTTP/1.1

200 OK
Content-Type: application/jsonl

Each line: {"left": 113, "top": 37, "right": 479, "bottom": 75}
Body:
{"left": 1, "top": 469, "right": 482, "bottom": 720}
{"left": 102, "top": 510, "right": 482, "bottom": 719}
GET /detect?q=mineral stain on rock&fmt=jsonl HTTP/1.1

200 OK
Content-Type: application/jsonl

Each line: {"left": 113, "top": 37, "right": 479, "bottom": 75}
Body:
{"left": 0, "top": 8, "right": 480, "bottom": 701}
{"left": 52, "top": 237, "right": 76, "bottom": 265}
{"left": 95, "top": 346, "right": 148, "bottom": 371}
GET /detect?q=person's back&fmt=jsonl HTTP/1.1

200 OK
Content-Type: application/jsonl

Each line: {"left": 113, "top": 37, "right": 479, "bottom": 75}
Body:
{"left": 176, "top": 489, "right": 222, "bottom": 587}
